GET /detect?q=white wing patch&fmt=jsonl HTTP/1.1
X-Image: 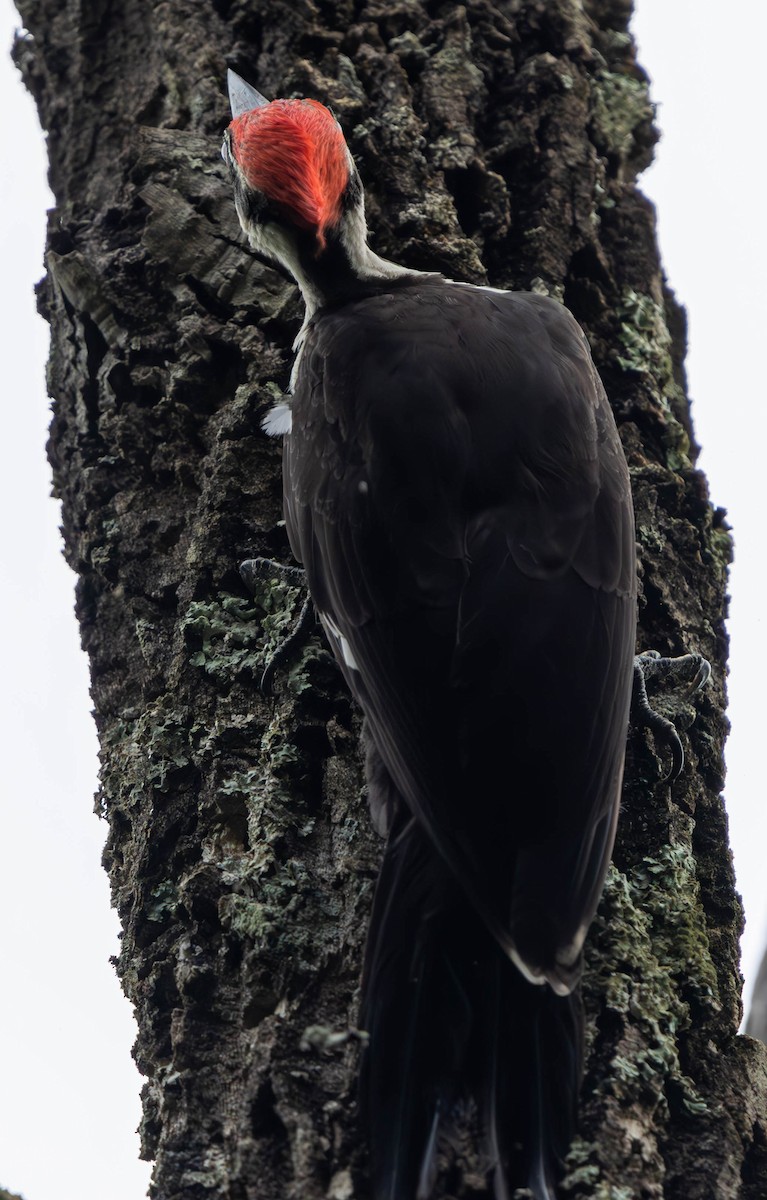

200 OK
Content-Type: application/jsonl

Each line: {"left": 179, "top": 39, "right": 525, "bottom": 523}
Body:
{"left": 262, "top": 402, "right": 293, "bottom": 437}
{"left": 320, "top": 613, "right": 359, "bottom": 671}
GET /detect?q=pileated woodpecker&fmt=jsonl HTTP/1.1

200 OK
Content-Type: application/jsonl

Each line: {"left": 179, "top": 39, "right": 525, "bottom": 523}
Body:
{"left": 223, "top": 72, "right": 637, "bottom": 1200}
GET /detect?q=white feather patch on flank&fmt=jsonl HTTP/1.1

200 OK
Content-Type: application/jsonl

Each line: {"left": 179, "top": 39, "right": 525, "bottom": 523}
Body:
{"left": 321, "top": 613, "right": 359, "bottom": 671}
{"left": 262, "top": 402, "right": 293, "bottom": 437}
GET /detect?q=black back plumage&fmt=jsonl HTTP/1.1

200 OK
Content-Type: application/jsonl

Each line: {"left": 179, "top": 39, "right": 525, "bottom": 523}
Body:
{"left": 282, "top": 276, "right": 636, "bottom": 1197}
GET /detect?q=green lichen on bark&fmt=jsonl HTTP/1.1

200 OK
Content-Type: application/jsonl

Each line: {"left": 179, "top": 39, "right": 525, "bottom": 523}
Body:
{"left": 214, "top": 704, "right": 324, "bottom": 976}
{"left": 100, "top": 700, "right": 198, "bottom": 802}
{"left": 591, "top": 68, "right": 655, "bottom": 162}
{"left": 614, "top": 289, "right": 691, "bottom": 471}
{"left": 183, "top": 594, "right": 264, "bottom": 678}
{"left": 614, "top": 289, "right": 672, "bottom": 377}
{"left": 587, "top": 848, "right": 717, "bottom": 1109}
{"left": 182, "top": 576, "right": 325, "bottom": 695}
{"left": 563, "top": 843, "right": 718, "bottom": 1197}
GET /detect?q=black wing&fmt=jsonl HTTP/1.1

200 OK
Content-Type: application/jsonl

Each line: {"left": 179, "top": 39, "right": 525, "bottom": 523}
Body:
{"left": 283, "top": 280, "right": 636, "bottom": 992}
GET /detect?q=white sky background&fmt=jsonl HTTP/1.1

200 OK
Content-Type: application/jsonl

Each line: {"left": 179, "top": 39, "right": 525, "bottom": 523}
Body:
{"left": 0, "top": 1, "right": 765, "bottom": 1197}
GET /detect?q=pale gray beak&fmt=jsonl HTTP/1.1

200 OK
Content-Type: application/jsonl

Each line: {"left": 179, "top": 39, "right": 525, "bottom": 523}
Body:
{"left": 227, "top": 69, "right": 270, "bottom": 118}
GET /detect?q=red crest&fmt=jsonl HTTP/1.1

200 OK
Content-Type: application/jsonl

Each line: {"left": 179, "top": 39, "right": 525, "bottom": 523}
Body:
{"left": 229, "top": 99, "right": 350, "bottom": 250}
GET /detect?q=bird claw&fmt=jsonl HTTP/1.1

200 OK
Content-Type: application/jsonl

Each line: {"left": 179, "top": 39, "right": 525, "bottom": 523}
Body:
{"left": 685, "top": 656, "right": 712, "bottom": 697}
{"left": 240, "top": 556, "right": 306, "bottom": 592}
{"left": 632, "top": 650, "right": 712, "bottom": 781}
{"left": 240, "top": 558, "right": 315, "bottom": 695}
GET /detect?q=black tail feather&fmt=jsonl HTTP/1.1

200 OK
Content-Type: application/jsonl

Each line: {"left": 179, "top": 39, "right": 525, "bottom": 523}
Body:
{"left": 360, "top": 814, "right": 474, "bottom": 1200}
{"left": 529, "top": 984, "right": 583, "bottom": 1199}
{"left": 360, "top": 812, "right": 584, "bottom": 1200}
{"left": 477, "top": 957, "right": 583, "bottom": 1200}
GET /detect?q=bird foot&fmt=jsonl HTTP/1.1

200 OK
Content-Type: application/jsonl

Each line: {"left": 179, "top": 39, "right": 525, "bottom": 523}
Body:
{"left": 240, "top": 557, "right": 316, "bottom": 694}
{"left": 632, "top": 650, "right": 711, "bottom": 780}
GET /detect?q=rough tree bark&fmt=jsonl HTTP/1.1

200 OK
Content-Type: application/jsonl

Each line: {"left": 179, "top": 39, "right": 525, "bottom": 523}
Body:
{"left": 14, "top": 0, "right": 767, "bottom": 1196}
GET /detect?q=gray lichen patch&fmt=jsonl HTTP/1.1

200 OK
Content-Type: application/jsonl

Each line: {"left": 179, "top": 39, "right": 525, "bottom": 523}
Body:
{"left": 210, "top": 687, "right": 350, "bottom": 996}
{"left": 614, "top": 289, "right": 670, "bottom": 377}
{"left": 420, "top": 7, "right": 485, "bottom": 171}
{"left": 99, "top": 699, "right": 199, "bottom": 806}
{"left": 632, "top": 843, "right": 720, "bottom": 1012}
{"left": 562, "top": 1141, "right": 634, "bottom": 1200}
{"left": 182, "top": 594, "right": 265, "bottom": 679}
{"left": 181, "top": 571, "right": 323, "bottom": 690}
{"left": 218, "top": 850, "right": 335, "bottom": 977}
{"left": 614, "top": 289, "right": 692, "bottom": 471}
{"left": 565, "top": 833, "right": 719, "bottom": 1196}
{"left": 591, "top": 69, "right": 655, "bottom": 166}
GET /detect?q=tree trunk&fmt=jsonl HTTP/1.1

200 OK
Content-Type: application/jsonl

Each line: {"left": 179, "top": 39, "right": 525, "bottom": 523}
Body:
{"left": 15, "top": 0, "right": 767, "bottom": 1195}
